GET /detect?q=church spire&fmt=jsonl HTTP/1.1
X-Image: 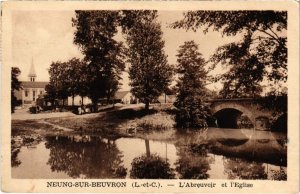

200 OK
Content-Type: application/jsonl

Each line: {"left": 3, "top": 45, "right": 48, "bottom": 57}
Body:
{"left": 28, "top": 57, "right": 37, "bottom": 82}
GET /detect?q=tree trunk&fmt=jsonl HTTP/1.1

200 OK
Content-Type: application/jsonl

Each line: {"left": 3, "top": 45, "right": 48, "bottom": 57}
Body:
{"left": 72, "top": 94, "right": 75, "bottom": 106}
{"left": 92, "top": 98, "right": 97, "bottom": 113}
{"left": 145, "top": 139, "right": 150, "bottom": 158}
{"left": 145, "top": 100, "right": 149, "bottom": 110}
{"left": 107, "top": 93, "right": 111, "bottom": 105}
{"left": 81, "top": 96, "right": 84, "bottom": 105}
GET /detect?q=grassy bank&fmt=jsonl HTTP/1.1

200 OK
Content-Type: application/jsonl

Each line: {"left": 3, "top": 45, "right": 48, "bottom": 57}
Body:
{"left": 11, "top": 104, "right": 178, "bottom": 140}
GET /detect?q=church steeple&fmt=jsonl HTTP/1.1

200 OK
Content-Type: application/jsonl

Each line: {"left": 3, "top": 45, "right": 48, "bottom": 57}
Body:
{"left": 28, "top": 57, "right": 36, "bottom": 82}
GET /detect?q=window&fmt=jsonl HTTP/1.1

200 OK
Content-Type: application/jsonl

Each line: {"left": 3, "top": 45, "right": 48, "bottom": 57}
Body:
{"left": 33, "top": 91, "right": 35, "bottom": 101}
{"left": 40, "top": 91, "right": 43, "bottom": 95}
{"left": 25, "top": 90, "right": 28, "bottom": 97}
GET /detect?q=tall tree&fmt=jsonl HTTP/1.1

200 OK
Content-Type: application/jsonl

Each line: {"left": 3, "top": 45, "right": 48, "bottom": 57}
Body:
{"left": 44, "top": 84, "right": 57, "bottom": 107}
{"left": 11, "top": 67, "right": 21, "bottom": 113}
{"left": 65, "top": 58, "right": 88, "bottom": 106}
{"left": 174, "top": 41, "right": 210, "bottom": 128}
{"left": 172, "top": 11, "right": 287, "bottom": 98}
{"left": 72, "top": 11, "right": 125, "bottom": 105}
{"left": 124, "top": 11, "right": 173, "bottom": 110}
{"left": 46, "top": 61, "right": 69, "bottom": 107}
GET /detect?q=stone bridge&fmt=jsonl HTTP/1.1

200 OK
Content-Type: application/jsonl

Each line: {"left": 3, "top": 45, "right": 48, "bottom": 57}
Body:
{"left": 206, "top": 98, "right": 278, "bottom": 130}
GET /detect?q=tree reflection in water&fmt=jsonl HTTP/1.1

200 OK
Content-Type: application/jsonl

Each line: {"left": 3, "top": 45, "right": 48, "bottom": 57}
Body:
{"left": 11, "top": 148, "right": 21, "bottom": 167}
{"left": 223, "top": 157, "right": 267, "bottom": 179}
{"left": 271, "top": 167, "right": 287, "bottom": 181}
{"left": 130, "top": 139, "right": 175, "bottom": 179}
{"left": 175, "top": 143, "right": 212, "bottom": 179}
{"left": 45, "top": 135, "right": 127, "bottom": 178}
{"left": 11, "top": 135, "right": 43, "bottom": 168}
{"left": 130, "top": 154, "right": 175, "bottom": 179}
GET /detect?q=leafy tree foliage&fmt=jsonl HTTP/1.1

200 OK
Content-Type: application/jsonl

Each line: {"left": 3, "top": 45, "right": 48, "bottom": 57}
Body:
{"left": 119, "top": 10, "right": 158, "bottom": 34}
{"left": 45, "top": 61, "right": 69, "bottom": 107}
{"left": 44, "top": 84, "right": 57, "bottom": 107}
{"left": 46, "top": 58, "right": 90, "bottom": 107}
{"left": 65, "top": 58, "right": 89, "bottom": 106}
{"left": 123, "top": 11, "right": 173, "bottom": 110}
{"left": 72, "top": 11, "right": 125, "bottom": 105}
{"left": 174, "top": 41, "right": 211, "bottom": 128}
{"left": 130, "top": 154, "right": 175, "bottom": 179}
{"left": 11, "top": 67, "right": 21, "bottom": 113}
{"left": 172, "top": 11, "right": 287, "bottom": 98}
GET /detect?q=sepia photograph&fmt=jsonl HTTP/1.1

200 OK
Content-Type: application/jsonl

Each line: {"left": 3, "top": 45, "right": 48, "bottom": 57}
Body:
{"left": 2, "top": 1, "right": 299, "bottom": 193}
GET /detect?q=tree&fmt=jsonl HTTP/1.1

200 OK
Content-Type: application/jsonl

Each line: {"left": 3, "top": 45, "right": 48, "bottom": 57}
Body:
{"left": 172, "top": 11, "right": 287, "bottom": 98}
{"left": 124, "top": 11, "right": 173, "bottom": 110}
{"left": 11, "top": 67, "right": 21, "bottom": 113}
{"left": 65, "top": 58, "right": 88, "bottom": 106}
{"left": 174, "top": 41, "right": 210, "bottom": 128}
{"left": 72, "top": 11, "right": 125, "bottom": 106}
{"left": 44, "top": 84, "right": 57, "bottom": 107}
{"left": 46, "top": 61, "right": 69, "bottom": 107}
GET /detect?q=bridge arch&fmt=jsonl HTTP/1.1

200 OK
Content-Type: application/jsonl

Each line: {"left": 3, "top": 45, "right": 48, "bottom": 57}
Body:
{"left": 211, "top": 103, "right": 255, "bottom": 128}
{"left": 209, "top": 99, "right": 275, "bottom": 130}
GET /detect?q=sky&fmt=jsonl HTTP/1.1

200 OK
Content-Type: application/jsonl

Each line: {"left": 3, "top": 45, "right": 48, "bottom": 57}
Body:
{"left": 12, "top": 10, "right": 238, "bottom": 91}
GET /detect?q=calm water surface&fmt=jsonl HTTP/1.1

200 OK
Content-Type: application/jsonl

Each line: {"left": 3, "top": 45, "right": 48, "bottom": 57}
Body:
{"left": 11, "top": 128, "right": 287, "bottom": 180}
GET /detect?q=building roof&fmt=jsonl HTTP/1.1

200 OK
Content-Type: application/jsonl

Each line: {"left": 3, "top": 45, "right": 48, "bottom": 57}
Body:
{"left": 21, "top": 81, "right": 48, "bottom": 89}
{"left": 114, "top": 91, "right": 130, "bottom": 99}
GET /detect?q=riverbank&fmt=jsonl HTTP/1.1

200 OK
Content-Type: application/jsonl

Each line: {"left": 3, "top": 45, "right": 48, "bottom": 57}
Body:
{"left": 11, "top": 104, "right": 178, "bottom": 140}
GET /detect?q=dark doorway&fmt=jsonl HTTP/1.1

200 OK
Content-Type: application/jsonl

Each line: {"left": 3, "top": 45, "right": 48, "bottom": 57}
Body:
{"left": 214, "top": 108, "right": 243, "bottom": 128}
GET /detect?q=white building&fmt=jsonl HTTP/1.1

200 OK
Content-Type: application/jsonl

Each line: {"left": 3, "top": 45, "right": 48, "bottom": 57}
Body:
{"left": 114, "top": 91, "right": 135, "bottom": 104}
{"left": 67, "top": 96, "right": 92, "bottom": 106}
{"left": 14, "top": 59, "right": 48, "bottom": 105}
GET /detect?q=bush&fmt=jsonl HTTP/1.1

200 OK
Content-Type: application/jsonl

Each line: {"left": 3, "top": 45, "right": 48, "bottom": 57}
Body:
{"left": 29, "top": 106, "right": 38, "bottom": 114}
{"left": 115, "top": 108, "right": 157, "bottom": 119}
{"left": 130, "top": 154, "right": 175, "bottom": 179}
{"left": 175, "top": 106, "right": 209, "bottom": 128}
{"left": 137, "top": 122, "right": 168, "bottom": 132}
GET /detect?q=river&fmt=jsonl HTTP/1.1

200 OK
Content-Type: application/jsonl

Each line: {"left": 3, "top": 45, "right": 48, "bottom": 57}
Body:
{"left": 11, "top": 128, "right": 287, "bottom": 180}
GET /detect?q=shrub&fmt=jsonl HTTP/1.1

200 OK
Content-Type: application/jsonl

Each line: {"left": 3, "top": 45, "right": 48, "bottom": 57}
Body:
{"left": 137, "top": 122, "right": 168, "bottom": 132}
{"left": 130, "top": 154, "right": 175, "bottom": 179}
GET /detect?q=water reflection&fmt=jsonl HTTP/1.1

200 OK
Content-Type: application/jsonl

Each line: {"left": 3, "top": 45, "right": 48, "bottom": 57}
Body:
{"left": 11, "top": 128, "right": 287, "bottom": 180}
{"left": 223, "top": 157, "right": 268, "bottom": 179}
{"left": 175, "top": 144, "right": 212, "bottom": 179}
{"left": 45, "top": 135, "right": 126, "bottom": 178}
{"left": 11, "top": 147, "right": 21, "bottom": 167}
{"left": 11, "top": 135, "right": 43, "bottom": 168}
{"left": 130, "top": 153, "right": 175, "bottom": 179}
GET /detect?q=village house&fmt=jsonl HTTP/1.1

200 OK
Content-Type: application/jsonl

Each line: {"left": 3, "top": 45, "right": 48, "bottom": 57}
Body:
{"left": 157, "top": 94, "right": 176, "bottom": 104}
{"left": 113, "top": 91, "right": 135, "bottom": 104}
{"left": 14, "top": 60, "right": 143, "bottom": 107}
{"left": 66, "top": 91, "right": 136, "bottom": 106}
{"left": 67, "top": 96, "right": 92, "bottom": 106}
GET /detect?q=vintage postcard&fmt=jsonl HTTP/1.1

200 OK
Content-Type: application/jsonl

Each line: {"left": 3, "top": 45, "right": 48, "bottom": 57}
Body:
{"left": 1, "top": 1, "right": 299, "bottom": 193}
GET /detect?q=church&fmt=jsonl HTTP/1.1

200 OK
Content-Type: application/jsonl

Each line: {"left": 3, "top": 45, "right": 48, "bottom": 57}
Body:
{"left": 14, "top": 60, "right": 135, "bottom": 107}
{"left": 14, "top": 59, "right": 48, "bottom": 106}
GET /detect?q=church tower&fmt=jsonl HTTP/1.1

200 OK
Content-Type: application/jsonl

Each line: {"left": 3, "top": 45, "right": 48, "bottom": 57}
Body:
{"left": 28, "top": 58, "right": 37, "bottom": 82}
